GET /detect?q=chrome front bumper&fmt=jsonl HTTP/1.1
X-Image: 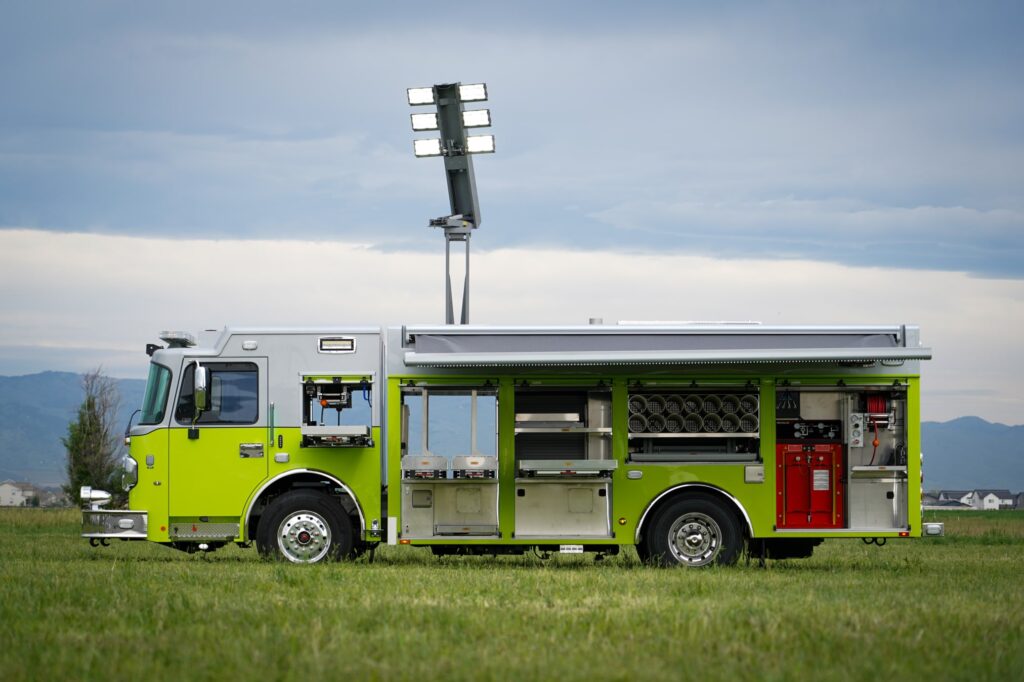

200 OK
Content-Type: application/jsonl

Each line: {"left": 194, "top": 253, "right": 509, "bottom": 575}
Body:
{"left": 82, "top": 509, "right": 148, "bottom": 540}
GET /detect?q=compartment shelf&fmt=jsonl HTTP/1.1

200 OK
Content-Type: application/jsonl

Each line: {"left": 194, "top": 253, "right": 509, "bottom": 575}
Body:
{"left": 514, "top": 427, "right": 613, "bottom": 435}
{"left": 628, "top": 432, "right": 759, "bottom": 439}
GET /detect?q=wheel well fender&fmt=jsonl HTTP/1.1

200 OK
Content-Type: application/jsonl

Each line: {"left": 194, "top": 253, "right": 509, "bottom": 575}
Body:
{"left": 635, "top": 483, "right": 753, "bottom": 544}
{"left": 244, "top": 469, "right": 365, "bottom": 541}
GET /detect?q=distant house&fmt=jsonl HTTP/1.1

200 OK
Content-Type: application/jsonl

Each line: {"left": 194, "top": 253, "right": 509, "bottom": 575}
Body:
{"left": 963, "top": 489, "right": 1014, "bottom": 510}
{"left": 0, "top": 481, "right": 65, "bottom": 507}
{"left": 1017, "top": 493, "right": 1024, "bottom": 510}
{"left": 938, "top": 490, "right": 972, "bottom": 505}
{"left": 0, "top": 480, "right": 39, "bottom": 507}
{"left": 928, "top": 499, "right": 971, "bottom": 509}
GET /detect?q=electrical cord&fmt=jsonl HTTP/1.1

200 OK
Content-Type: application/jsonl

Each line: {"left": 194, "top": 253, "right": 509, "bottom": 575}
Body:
{"left": 869, "top": 416, "right": 880, "bottom": 465}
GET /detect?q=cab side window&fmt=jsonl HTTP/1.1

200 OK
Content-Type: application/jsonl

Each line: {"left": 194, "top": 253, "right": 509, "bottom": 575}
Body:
{"left": 175, "top": 362, "right": 259, "bottom": 425}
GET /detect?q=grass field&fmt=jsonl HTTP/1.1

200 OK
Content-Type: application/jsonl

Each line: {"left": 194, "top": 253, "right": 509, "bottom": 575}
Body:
{"left": 1, "top": 509, "right": 1022, "bottom": 681}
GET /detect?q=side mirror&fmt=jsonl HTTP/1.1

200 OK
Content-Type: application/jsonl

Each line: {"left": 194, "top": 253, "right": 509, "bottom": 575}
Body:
{"left": 189, "top": 364, "right": 208, "bottom": 440}
{"left": 194, "top": 364, "right": 209, "bottom": 412}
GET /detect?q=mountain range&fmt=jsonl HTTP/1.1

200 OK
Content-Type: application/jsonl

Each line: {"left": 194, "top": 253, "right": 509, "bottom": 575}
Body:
{"left": 1, "top": 372, "right": 1020, "bottom": 492}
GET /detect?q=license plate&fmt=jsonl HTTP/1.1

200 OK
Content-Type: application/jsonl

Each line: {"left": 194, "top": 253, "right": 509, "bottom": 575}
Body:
{"left": 559, "top": 544, "right": 584, "bottom": 554}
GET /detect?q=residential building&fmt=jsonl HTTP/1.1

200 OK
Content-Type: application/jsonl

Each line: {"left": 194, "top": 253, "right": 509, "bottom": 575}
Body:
{"left": 963, "top": 489, "right": 1014, "bottom": 510}
{"left": 0, "top": 480, "right": 39, "bottom": 507}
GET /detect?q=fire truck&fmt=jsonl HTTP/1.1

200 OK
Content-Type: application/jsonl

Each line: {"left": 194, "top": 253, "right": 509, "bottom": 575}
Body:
{"left": 81, "top": 322, "right": 943, "bottom": 566}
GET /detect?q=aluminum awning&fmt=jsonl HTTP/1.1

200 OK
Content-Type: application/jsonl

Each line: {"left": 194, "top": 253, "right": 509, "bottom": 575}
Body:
{"left": 401, "top": 325, "right": 932, "bottom": 368}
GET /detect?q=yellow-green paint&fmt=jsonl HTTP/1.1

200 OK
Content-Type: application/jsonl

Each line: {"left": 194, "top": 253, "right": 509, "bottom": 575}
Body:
{"left": 168, "top": 425, "right": 268, "bottom": 517}
{"left": 385, "top": 371, "right": 924, "bottom": 545}
{"left": 128, "top": 429, "right": 169, "bottom": 542}
{"left": 133, "top": 367, "right": 923, "bottom": 550}
{"left": 132, "top": 424, "right": 383, "bottom": 544}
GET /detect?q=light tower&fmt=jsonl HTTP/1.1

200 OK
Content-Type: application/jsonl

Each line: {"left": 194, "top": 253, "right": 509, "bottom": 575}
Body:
{"left": 407, "top": 82, "right": 494, "bottom": 325}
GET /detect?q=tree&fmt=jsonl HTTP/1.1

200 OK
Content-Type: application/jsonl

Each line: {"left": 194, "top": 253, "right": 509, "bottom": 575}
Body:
{"left": 63, "top": 368, "right": 124, "bottom": 506}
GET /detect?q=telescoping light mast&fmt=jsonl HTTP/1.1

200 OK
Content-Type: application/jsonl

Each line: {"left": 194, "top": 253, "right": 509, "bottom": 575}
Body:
{"left": 407, "top": 82, "right": 494, "bottom": 325}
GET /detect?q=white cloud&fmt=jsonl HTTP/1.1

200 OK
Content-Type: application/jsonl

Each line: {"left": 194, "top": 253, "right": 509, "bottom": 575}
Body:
{"left": 1, "top": 229, "right": 1021, "bottom": 424}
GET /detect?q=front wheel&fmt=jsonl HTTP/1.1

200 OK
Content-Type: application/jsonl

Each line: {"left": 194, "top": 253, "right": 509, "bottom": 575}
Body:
{"left": 645, "top": 494, "right": 743, "bottom": 567}
{"left": 256, "top": 490, "right": 354, "bottom": 564}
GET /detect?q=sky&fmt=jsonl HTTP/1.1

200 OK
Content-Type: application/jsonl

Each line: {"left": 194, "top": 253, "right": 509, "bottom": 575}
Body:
{"left": 1, "top": 1, "right": 1022, "bottom": 424}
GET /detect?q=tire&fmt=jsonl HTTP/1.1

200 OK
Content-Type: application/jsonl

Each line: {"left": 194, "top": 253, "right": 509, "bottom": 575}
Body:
{"left": 256, "top": 490, "right": 354, "bottom": 564}
{"left": 634, "top": 539, "right": 651, "bottom": 564}
{"left": 645, "top": 494, "right": 743, "bottom": 567}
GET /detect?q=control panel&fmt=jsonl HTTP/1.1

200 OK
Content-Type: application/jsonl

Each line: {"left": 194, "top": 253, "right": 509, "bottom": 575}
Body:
{"left": 777, "top": 419, "right": 843, "bottom": 442}
{"left": 848, "top": 413, "right": 866, "bottom": 448}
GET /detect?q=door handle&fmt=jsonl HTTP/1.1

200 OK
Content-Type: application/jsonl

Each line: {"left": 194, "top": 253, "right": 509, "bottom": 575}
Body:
{"left": 239, "top": 443, "right": 265, "bottom": 458}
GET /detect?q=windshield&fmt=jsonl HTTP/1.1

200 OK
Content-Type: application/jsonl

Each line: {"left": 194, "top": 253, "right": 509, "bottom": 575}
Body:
{"left": 139, "top": 363, "right": 172, "bottom": 425}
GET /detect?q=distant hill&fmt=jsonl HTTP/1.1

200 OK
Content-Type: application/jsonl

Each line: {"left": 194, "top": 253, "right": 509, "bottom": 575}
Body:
{"left": 921, "top": 416, "right": 1024, "bottom": 492}
{"left": 1, "top": 372, "right": 1020, "bottom": 492}
{"left": 0, "top": 372, "right": 145, "bottom": 486}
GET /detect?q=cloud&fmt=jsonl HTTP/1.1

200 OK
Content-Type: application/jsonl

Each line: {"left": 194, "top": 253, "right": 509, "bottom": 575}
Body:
{"left": 1, "top": 229, "right": 1022, "bottom": 424}
{"left": 1, "top": 3, "right": 1022, "bottom": 275}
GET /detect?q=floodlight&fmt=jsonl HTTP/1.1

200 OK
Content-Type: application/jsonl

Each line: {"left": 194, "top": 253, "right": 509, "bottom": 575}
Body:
{"left": 413, "top": 138, "right": 443, "bottom": 157}
{"left": 458, "top": 83, "right": 487, "bottom": 102}
{"left": 461, "top": 109, "right": 491, "bottom": 128}
{"left": 407, "top": 87, "right": 435, "bottom": 106}
{"left": 465, "top": 134, "right": 495, "bottom": 154}
{"left": 411, "top": 112, "right": 439, "bottom": 131}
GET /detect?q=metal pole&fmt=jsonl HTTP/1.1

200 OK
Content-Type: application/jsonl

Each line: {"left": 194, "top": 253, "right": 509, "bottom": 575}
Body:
{"left": 444, "top": 235, "right": 454, "bottom": 325}
{"left": 461, "top": 232, "right": 471, "bottom": 324}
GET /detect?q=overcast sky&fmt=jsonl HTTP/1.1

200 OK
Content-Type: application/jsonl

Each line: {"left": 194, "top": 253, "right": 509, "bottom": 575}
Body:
{"left": 1, "top": 1, "right": 1022, "bottom": 424}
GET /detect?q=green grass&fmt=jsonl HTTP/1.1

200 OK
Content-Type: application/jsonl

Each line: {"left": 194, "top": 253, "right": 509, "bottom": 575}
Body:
{"left": 1, "top": 508, "right": 1022, "bottom": 681}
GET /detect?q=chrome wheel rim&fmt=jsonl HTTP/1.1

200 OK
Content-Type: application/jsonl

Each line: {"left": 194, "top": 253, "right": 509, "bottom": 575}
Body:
{"left": 277, "top": 510, "right": 332, "bottom": 563}
{"left": 667, "top": 512, "right": 721, "bottom": 566}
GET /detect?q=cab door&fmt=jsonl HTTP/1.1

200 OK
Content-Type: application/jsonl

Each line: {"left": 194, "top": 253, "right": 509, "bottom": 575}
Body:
{"left": 168, "top": 358, "right": 269, "bottom": 518}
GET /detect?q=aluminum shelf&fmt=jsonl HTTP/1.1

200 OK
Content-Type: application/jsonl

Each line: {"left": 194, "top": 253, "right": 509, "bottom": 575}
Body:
{"left": 628, "top": 432, "right": 760, "bottom": 439}
{"left": 514, "top": 427, "right": 612, "bottom": 435}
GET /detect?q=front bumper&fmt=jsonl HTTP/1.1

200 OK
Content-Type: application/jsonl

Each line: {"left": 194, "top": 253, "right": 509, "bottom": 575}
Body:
{"left": 82, "top": 509, "right": 148, "bottom": 540}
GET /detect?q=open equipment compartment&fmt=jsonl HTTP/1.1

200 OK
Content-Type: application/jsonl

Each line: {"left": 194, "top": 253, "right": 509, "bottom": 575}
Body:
{"left": 399, "top": 386, "right": 500, "bottom": 538}
{"left": 300, "top": 374, "right": 374, "bottom": 447}
{"left": 627, "top": 385, "right": 761, "bottom": 462}
{"left": 513, "top": 385, "right": 616, "bottom": 538}
{"left": 774, "top": 385, "right": 910, "bottom": 531}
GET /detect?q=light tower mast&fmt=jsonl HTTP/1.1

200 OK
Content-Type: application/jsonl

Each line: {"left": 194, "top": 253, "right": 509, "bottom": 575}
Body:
{"left": 407, "top": 82, "right": 494, "bottom": 324}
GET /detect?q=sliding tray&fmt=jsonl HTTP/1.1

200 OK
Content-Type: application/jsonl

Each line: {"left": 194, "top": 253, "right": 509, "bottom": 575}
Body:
{"left": 518, "top": 459, "right": 618, "bottom": 478}
{"left": 301, "top": 424, "right": 373, "bottom": 448}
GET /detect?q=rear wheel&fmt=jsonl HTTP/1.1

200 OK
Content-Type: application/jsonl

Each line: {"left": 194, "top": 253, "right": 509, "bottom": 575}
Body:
{"left": 256, "top": 490, "right": 353, "bottom": 564}
{"left": 645, "top": 494, "right": 743, "bottom": 567}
